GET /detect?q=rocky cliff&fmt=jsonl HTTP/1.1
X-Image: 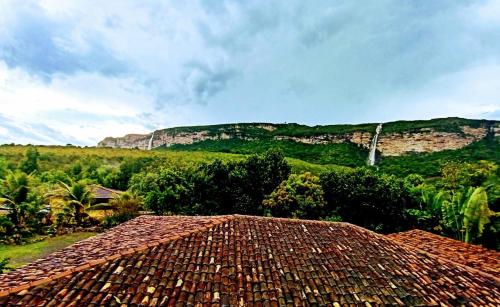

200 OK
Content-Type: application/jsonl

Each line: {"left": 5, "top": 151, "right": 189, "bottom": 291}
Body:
{"left": 98, "top": 118, "right": 499, "bottom": 156}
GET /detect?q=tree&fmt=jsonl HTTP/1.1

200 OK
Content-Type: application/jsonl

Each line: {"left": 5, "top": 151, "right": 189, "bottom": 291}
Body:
{"left": 463, "top": 187, "right": 493, "bottom": 243}
{"left": 130, "top": 168, "right": 191, "bottom": 215}
{"left": 231, "top": 150, "right": 291, "bottom": 215}
{"left": 406, "top": 187, "right": 446, "bottom": 232}
{"left": 0, "top": 171, "right": 48, "bottom": 236}
{"left": 190, "top": 150, "right": 291, "bottom": 215}
{"left": 68, "top": 161, "right": 83, "bottom": 180}
{"left": 18, "top": 147, "right": 39, "bottom": 174}
{"left": 441, "top": 161, "right": 497, "bottom": 189}
{"left": 0, "top": 171, "right": 30, "bottom": 229}
{"left": 190, "top": 159, "right": 235, "bottom": 215}
{"left": 108, "top": 158, "right": 153, "bottom": 190}
{"left": 263, "top": 172, "right": 325, "bottom": 219}
{"left": 321, "top": 168, "right": 413, "bottom": 233}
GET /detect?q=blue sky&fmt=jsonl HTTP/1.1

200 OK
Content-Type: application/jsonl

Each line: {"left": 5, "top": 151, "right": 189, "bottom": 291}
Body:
{"left": 0, "top": 0, "right": 499, "bottom": 145}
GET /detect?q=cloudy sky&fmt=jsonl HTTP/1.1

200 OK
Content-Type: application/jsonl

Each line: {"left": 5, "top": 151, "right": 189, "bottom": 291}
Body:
{"left": 1, "top": 0, "right": 499, "bottom": 145}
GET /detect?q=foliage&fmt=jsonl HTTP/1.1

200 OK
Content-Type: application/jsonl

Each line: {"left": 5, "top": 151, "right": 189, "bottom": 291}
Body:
{"left": 0, "top": 157, "right": 7, "bottom": 179}
{"left": 100, "top": 192, "right": 141, "bottom": 227}
{"left": 441, "top": 187, "right": 474, "bottom": 242}
{"left": 130, "top": 169, "right": 191, "bottom": 215}
{"left": 131, "top": 150, "right": 291, "bottom": 216}
{"left": 463, "top": 187, "right": 492, "bottom": 243}
{"left": 56, "top": 181, "right": 93, "bottom": 227}
{"left": 0, "top": 171, "right": 49, "bottom": 238}
{"left": 263, "top": 172, "right": 325, "bottom": 219}
{"left": 190, "top": 150, "right": 291, "bottom": 215}
{"left": 406, "top": 169, "right": 498, "bottom": 247}
{"left": 105, "top": 157, "right": 154, "bottom": 190}
{"left": 0, "top": 257, "right": 10, "bottom": 273}
{"left": 18, "top": 147, "right": 40, "bottom": 174}
{"left": 441, "top": 161, "right": 497, "bottom": 189}
{"left": 320, "top": 168, "right": 414, "bottom": 233}
{"left": 405, "top": 187, "right": 446, "bottom": 232}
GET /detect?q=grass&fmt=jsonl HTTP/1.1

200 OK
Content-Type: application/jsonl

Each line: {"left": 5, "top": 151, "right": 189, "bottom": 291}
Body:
{"left": 0, "top": 232, "right": 97, "bottom": 268}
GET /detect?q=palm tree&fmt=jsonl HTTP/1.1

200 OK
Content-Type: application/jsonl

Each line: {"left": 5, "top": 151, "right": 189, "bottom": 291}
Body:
{"left": 58, "top": 181, "right": 92, "bottom": 226}
{"left": 0, "top": 171, "right": 30, "bottom": 229}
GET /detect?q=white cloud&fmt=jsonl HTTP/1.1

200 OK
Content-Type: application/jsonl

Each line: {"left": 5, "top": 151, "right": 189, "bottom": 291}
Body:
{"left": 0, "top": 61, "right": 156, "bottom": 145}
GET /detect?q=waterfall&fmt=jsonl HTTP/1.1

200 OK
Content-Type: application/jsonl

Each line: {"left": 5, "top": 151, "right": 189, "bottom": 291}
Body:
{"left": 147, "top": 131, "right": 155, "bottom": 150}
{"left": 367, "top": 124, "right": 382, "bottom": 166}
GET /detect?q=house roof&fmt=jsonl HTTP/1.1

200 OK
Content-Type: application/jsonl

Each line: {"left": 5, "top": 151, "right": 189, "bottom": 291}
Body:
{"left": 89, "top": 185, "right": 122, "bottom": 200}
{"left": 387, "top": 229, "right": 499, "bottom": 278}
{"left": 1, "top": 215, "right": 499, "bottom": 306}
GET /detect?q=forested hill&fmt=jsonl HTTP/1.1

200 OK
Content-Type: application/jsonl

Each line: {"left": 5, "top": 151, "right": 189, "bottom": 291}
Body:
{"left": 98, "top": 117, "right": 499, "bottom": 176}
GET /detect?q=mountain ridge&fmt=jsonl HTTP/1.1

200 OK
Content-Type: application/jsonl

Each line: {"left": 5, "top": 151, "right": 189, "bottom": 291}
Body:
{"left": 98, "top": 117, "right": 499, "bottom": 157}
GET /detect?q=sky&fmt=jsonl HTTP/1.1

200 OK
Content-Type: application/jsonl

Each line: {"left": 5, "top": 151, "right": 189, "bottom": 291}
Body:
{"left": 0, "top": 0, "right": 500, "bottom": 146}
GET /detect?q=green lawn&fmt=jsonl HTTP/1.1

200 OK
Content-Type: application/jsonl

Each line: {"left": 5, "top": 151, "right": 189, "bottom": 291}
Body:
{"left": 0, "top": 232, "right": 97, "bottom": 269}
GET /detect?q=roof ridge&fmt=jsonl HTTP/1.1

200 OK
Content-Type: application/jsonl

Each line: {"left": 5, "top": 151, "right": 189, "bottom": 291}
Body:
{"left": 384, "top": 232, "right": 500, "bottom": 284}
{"left": 0, "top": 215, "right": 234, "bottom": 297}
{"left": 233, "top": 214, "right": 385, "bottom": 237}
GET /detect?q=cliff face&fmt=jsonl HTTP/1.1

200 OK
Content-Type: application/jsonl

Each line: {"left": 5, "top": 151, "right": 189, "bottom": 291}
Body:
{"left": 97, "top": 119, "right": 499, "bottom": 156}
{"left": 377, "top": 126, "right": 489, "bottom": 156}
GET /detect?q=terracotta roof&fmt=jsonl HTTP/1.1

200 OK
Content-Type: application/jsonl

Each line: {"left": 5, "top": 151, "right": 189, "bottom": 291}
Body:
{"left": 387, "top": 229, "right": 500, "bottom": 278}
{"left": 1, "top": 215, "right": 499, "bottom": 306}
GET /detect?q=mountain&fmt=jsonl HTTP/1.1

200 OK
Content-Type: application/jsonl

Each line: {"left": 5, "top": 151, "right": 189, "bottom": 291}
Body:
{"left": 98, "top": 117, "right": 499, "bottom": 174}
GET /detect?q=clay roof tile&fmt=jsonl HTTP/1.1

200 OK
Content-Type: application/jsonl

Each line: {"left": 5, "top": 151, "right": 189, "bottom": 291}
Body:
{"left": 0, "top": 215, "right": 498, "bottom": 305}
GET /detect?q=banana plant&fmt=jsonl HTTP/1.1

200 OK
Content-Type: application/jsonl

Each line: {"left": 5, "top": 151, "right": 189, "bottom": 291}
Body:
{"left": 463, "top": 187, "right": 492, "bottom": 243}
